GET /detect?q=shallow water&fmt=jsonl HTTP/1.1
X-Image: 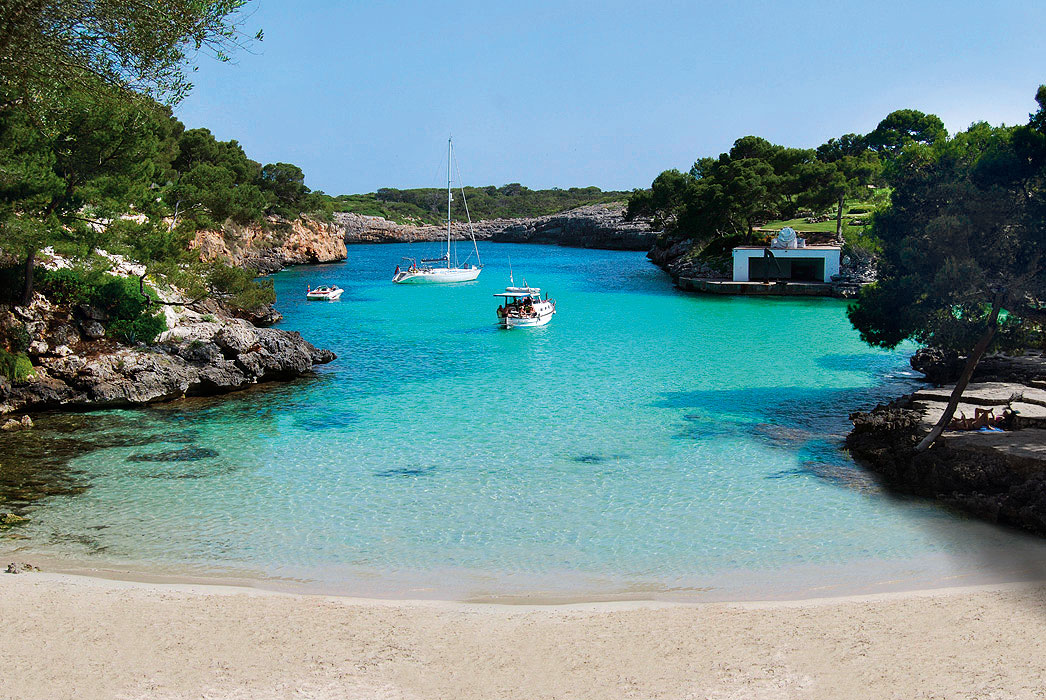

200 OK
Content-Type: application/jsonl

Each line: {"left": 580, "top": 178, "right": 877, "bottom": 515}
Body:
{"left": 5, "top": 243, "right": 1046, "bottom": 600}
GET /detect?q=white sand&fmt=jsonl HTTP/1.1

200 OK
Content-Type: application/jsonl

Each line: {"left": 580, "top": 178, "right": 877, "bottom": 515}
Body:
{"left": 3, "top": 573, "right": 1046, "bottom": 699}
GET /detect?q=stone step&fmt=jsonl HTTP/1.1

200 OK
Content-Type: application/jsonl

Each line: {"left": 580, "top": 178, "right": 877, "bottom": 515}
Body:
{"left": 912, "top": 382, "right": 1046, "bottom": 407}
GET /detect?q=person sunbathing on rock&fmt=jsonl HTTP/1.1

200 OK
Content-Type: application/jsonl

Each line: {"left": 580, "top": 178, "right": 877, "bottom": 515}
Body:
{"left": 948, "top": 408, "right": 1006, "bottom": 432}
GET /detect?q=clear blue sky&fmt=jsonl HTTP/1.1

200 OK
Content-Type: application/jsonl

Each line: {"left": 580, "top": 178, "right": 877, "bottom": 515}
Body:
{"left": 175, "top": 0, "right": 1046, "bottom": 195}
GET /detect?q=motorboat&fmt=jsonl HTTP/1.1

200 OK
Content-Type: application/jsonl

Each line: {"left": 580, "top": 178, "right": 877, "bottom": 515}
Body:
{"left": 305, "top": 284, "right": 343, "bottom": 301}
{"left": 392, "top": 137, "right": 482, "bottom": 284}
{"left": 494, "top": 285, "right": 555, "bottom": 328}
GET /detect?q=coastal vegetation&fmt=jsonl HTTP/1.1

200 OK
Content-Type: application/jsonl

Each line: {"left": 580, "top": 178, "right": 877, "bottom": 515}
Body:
{"left": 0, "top": 1, "right": 278, "bottom": 381}
{"left": 332, "top": 185, "right": 630, "bottom": 225}
{"left": 626, "top": 108, "right": 947, "bottom": 257}
{"left": 849, "top": 88, "right": 1046, "bottom": 449}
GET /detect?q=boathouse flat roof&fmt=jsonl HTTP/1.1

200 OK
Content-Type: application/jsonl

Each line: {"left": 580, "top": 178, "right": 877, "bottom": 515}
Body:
{"left": 732, "top": 245, "right": 841, "bottom": 250}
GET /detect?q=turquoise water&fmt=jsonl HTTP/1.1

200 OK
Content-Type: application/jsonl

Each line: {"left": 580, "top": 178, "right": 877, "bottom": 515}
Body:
{"left": 6, "top": 243, "right": 1046, "bottom": 599}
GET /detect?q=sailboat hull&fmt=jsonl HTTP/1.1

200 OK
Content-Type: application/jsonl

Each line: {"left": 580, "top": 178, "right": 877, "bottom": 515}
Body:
{"left": 393, "top": 267, "right": 482, "bottom": 284}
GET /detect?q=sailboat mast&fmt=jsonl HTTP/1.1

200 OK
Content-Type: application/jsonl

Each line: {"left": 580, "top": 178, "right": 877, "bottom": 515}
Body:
{"left": 447, "top": 137, "right": 452, "bottom": 268}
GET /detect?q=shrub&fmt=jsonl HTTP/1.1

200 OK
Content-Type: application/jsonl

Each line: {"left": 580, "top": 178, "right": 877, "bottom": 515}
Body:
{"left": 206, "top": 263, "right": 275, "bottom": 311}
{"left": 107, "top": 314, "right": 167, "bottom": 344}
{"left": 89, "top": 276, "right": 166, "bottom": 344}
{"left": 0, "top": 349, "right": 34, "bottom": 382}
{"left": 36, "top": 268, "right": 98, "bottom": 306}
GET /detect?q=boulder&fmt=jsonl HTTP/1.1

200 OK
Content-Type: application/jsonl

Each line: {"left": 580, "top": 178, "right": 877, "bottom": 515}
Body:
{"left": 52, "top": 324, "right": 79, "bottom": 347}
{"left": 231, "top": 305, "right": 283, "bottom": 327}
{"left": 77, "top": 304, "right": 107, "bottom": 321}
{"left": 1, "top": 417, "right": 29, "bottom": 432}
{"left": 215, "top": 324, "right": 259, "bottom": 356}
{"left": 81, "top": 320, "right": 105, "bottom": 340}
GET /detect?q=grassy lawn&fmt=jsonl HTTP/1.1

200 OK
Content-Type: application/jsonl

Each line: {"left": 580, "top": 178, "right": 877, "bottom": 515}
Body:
{"left": 763, "top": 200, "right": 878, "bottom": 234}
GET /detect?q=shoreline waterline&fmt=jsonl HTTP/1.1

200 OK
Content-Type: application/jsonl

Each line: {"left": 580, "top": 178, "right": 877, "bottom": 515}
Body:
{"left": 8, "top": 539, "right": 1046, "bottom": 605}
{"left": 7, "top": 245, "right": 1046, "bottom": 606}
{"left": 5, "top": 566, "right": 1046, "bottom": 609}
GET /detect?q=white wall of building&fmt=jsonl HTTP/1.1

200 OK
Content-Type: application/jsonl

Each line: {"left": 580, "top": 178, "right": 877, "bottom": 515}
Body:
{"left": 732, "top": 247, "right": 841, "bottom": 283}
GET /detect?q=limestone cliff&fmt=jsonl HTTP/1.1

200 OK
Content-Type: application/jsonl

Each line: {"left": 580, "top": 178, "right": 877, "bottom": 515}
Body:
{"left": 191, "top": 216, "right": 347, "bottom": 274}
{"left": 337, "top": 203, "right": 655, "bottom": 251}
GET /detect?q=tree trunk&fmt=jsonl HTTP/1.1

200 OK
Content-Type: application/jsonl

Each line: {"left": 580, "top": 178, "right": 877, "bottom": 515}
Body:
{"left": 915, "top": 290, "right": 1006, "bottom": 452}
{"left": 835, "top": 192, "right": 845, "bottom": 245}
{"left": 20, "top": 249, "right": 35, "bottom": 305}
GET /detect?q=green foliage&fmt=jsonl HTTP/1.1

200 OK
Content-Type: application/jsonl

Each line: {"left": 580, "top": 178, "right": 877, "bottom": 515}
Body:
{"left": 36, "top": 269, "right": 168, "bottom": 344}
{"left": 0, "top": 349, "right": 34, "bottom": 383}
{"left": 166, "top": 128, "right": 268, "bottom": 228}
{"left": 107, "top": 314, "right": 167, "bottom": 345}
{"left": 625, "top": 170, "right": 692, "bottom": 230}
{"left": 629, "top": 119, "right": 893, "bottom": 246}
{"left": 93, "top": 275, "right": 156, "bottom": 318}
{"left": 0, "top": 1, "right": 255, "bottom": 113}
{"left": 848, "top": 90, "right": 1046, "bottom": 354}
{"left": 260, "top": 162, "right": 308, "bottom": 218}
{"left": 205, "top": 263, "right": 276, "bottom": 311}
{"left": 93, "top": 276, "right": 166, "bottom": 344}
{"left": 865, "top": 109, "right": 948, "bottom": 156}
{"left": 36, "top": 268, "right": 96, "bottom": 306}
{"left": 0, "top": 82, "right": 177, "bottom": 302}
{"left": 696, "top": 233, "right": 760, "bottom": 272}
{"left": 332, "top": 185, "right": 628, "bottom": 225}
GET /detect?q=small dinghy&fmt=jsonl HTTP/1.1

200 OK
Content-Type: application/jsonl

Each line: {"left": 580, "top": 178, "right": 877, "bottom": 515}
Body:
{"left": 305, "top": 284, "right": 343, "bottom": 301}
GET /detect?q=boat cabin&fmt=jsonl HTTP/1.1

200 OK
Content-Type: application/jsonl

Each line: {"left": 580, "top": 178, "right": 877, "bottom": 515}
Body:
{"left": 731, "top": 228, "right": 840, "bottom": 283}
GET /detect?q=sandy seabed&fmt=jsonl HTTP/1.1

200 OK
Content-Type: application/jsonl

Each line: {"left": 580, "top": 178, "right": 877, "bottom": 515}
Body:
{"left": 2, "top": 573, "right": 1046, "bottom": 700}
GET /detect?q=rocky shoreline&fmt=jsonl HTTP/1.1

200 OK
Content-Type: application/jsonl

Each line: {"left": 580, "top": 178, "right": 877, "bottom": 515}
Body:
{"left": 337, "top": 203, "right": 655, "bottom": 251}
{"left": 847, "top": 350, "right": 1046, "bottom": 534}
{"left": 0, "top": 290, "right": 334, "bottom": 417}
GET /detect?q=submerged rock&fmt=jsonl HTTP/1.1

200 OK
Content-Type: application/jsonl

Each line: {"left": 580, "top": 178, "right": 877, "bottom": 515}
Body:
{"left": 0, "top": 512, "right": 29, "bottom": 526}
{"left": 1, "top": 415, "right": 32, "bottom": 432}
{"left": 127, "top": 446, "right": 220, "bottom": 463}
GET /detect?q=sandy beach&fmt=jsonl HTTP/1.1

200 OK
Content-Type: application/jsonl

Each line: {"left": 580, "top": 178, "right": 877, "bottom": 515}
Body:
{"left": 2, "top": 572, "right": 1045, "bottom": 699}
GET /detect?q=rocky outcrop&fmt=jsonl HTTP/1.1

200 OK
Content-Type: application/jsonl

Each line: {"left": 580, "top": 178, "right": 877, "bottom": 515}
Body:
{"left": 337, "top": 203, "right": 655, "bottom": 251}
{"left": 192, "top": 216, "right": 347, "bottom": 274}
{"left": 911, "top": 348, "right": 1046, "bottom": 386}
{"left": 0, "top": 294, "right": 335, "bottom": 415}
{"left": 646, "top": 238, "right": 729, "bottom": 280}
{"left": 848, "top": 362, "right": 1046, "bottom": 535}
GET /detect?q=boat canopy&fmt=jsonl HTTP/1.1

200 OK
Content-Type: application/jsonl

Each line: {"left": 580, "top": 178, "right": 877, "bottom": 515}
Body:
{"left": 494, "top": 288, "right": 541, "bottom": 298}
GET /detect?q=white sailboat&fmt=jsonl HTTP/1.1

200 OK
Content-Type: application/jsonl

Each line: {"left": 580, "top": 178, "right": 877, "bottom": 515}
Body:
{"left": 392, "top": 138, "right": 482, "bottom": 284}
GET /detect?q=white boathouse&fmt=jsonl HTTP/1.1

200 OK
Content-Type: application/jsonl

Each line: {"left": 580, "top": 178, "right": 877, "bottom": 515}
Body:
{"left": 731, "top": 228, "right": 841, "bottom": 284}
